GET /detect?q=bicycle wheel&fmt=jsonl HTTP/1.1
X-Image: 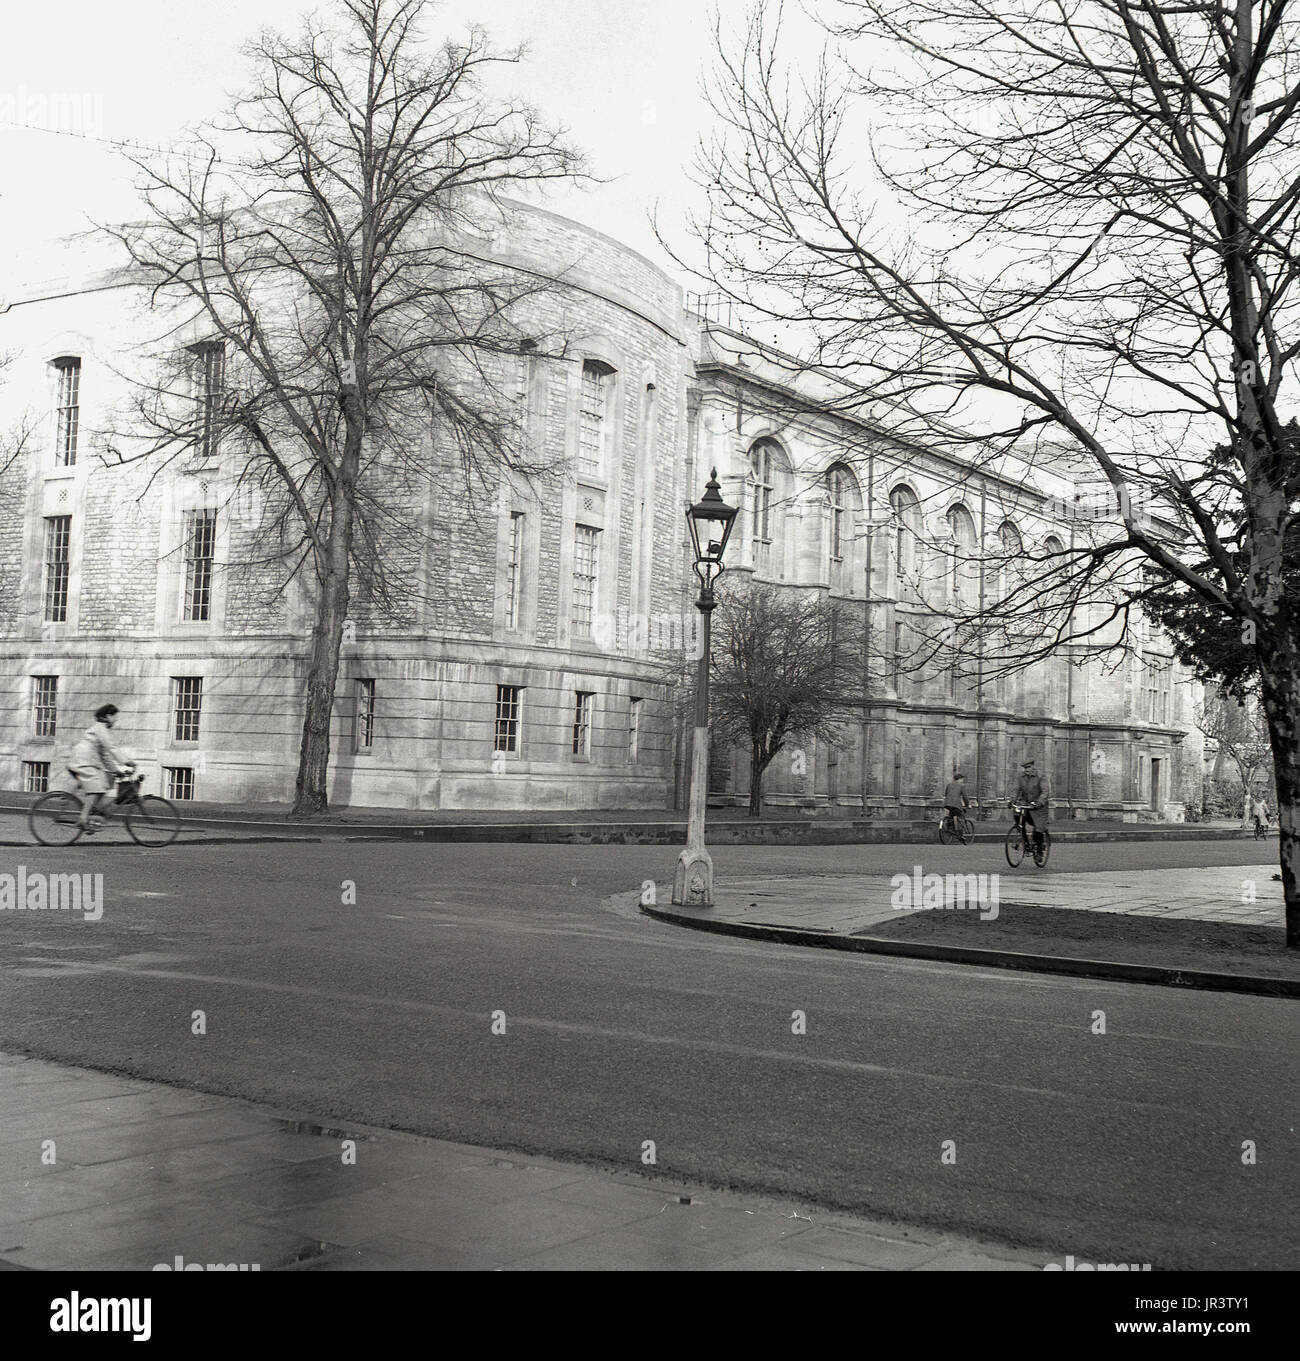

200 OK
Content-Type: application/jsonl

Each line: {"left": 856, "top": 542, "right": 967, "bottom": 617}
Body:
{"left": 1005, "top": 825, "right": 1025, "bottom": 867}
{"left": 959, "top": 817, "right": 974, "bottom": 846}
{"left": 29, "top": 792, "right": 87, "bottom": 847}
{"left": 938, "top": 818, "right": 958, "bottom": 846}
{"left": 1033, "top": 828, "right": 1052, "bottom": 867}
{"left": 1255, "top": 821, "right": 1265, "bottom": 840}
{"left": 126, "top": 795, "right": 181, "bottom": 848}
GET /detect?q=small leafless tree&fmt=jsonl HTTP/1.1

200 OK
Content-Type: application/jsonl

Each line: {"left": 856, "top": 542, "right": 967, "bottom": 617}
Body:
{"left": 710, "top": 581, "right": 867, "bottom": 816}
{"left": 104, "top": 0, "right": 583, "bottom": 813}
{"left": 1197, "top": 691, "right": 1276, "bottom": 825}
{"left": 684, "top": 0, "right": 1300, "bottom": 945}
{"left": 0, "top": 355, "right": 36, "bottom": 481}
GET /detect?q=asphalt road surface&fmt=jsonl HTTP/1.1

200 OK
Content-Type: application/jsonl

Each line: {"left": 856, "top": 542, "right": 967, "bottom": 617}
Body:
{"left": 0, "top": 835, "right": 1295, "bottom": 1270}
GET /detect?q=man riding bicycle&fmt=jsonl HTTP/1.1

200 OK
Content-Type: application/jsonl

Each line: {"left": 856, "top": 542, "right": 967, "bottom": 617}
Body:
{"left": 940, "top": 772, "right": 970, "bottom": 834}
{"left": 1012, "top": 758, "right": 1050, "bottom": 851}
{"left": 69, "top": 704, "right": 131, "bottom": 833}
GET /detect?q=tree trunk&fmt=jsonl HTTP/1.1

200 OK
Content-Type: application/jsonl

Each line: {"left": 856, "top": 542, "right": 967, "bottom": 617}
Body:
{"left": 749, "top": 746, "right": 765, "bottom": 817}
{"left": 292, "top": 551, "right": 350, "bottom": 816}
{"left": 292, "top": 395, "right": 362, "bottom": 816}
{"left": 1236, "top": 757, "right": 1252, "bottom": 829}
{"left": 1257, "top": 643, "right": 1300, "bottom": 949}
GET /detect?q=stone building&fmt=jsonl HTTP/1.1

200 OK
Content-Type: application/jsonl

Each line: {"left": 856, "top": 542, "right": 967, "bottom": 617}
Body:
{"left": 687, "top": 325, "right": 1204, "bottom": 821}
{"left": 0, "top": 203, "right": 693, "bottom": 810}
{"left": 0, "top": 200, "right": 1201, "bottom": 818}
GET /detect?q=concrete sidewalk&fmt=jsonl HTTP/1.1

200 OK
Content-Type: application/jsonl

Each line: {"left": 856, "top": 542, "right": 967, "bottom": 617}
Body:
{"left": 0, "top": 790, "right": 1261, "bottom": 848}
{"left": 643, "top": 864, "right": 1298, "bottom": 998}
{"left": 666, "top": 864, "right": 1287, "bottom": 935}
{"left": 0, "top": 1053, "right": 1043, "bottom": 1271}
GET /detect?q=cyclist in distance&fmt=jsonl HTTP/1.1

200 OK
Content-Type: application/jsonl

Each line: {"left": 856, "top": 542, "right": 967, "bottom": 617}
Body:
{"left": 941, "top": 771, "right": 970, "bottom": 834}
{"left": 69, "top": 704, "right": 131, "bottom": 833}
{"left": 1012, "top": 757, "right": 1050, "bottom": 851}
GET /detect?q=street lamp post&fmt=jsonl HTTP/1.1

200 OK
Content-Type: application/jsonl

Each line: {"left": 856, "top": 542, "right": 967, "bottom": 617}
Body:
{"left": 673, "top": 468, "right": 738, "bottom": 907}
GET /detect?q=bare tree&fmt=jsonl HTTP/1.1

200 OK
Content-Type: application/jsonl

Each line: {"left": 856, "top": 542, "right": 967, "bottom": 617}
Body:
{"left": 0, "top": 355, "right": 36, "bottom": 481}
{"left": 684, "top": 0, "right": 1300, "bottom": 945}
{"left": 104, "top": 0, "right": 583, "bottom": 813}
{"left": 710, "top": 581, "right": 867, "bottom": 815}
{"left": 0, "top": 360, "right": 38, "bottom": 638}
{"left": 1197, "top": 690, "right": 1276, "bottom": 825}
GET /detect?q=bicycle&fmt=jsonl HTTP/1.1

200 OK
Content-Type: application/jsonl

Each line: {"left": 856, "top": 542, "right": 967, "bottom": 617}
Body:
{"left": 1254, "top": 814, "right": 1273, "bottom": 840}
{"left": 1006, "top": 803, "right": 1051, "bottom": 868}
{"left": 938, "top": 808, "right": 975, "bottom": 846}
{"left": 29, "top": 764, "right": 181, "bottom": 848}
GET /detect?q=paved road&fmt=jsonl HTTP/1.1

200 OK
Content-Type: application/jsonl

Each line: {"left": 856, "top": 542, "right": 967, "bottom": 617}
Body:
{"left": 0, "top": 836, "right": 1295, "bottom": 1269}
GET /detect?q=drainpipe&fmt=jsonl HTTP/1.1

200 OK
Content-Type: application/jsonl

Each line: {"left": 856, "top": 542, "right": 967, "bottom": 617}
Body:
{"left": 977, "top": 481, "right": 987, "bottom": 808}
{"left": 863, "top": 448, "right": 875, "bottom": 814}
{"left": 1067, "top": 523, "right": 1076, "bottom": 817}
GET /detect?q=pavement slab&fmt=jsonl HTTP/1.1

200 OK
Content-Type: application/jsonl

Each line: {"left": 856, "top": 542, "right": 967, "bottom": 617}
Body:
{"left": 0, "top": 1051, "right": 1049, "bottom": 1271}
{"left": 699, "top": 865, "right": 1286, "bottom": 935}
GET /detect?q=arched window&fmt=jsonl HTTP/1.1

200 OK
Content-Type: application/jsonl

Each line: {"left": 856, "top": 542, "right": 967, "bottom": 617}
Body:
{"left": 996, "top": 521, "right": 1024, "bottom": 709}
{"left": 947, "top": 503, "right": 977, "bottom": 608}
{"left": 825, "top": 462, "right": 861, "bottom": 593}
{"left": 997, "top": 521, "right": 1022, "bottom": 602}
{"left": 1039, "top": 535, "right": 1069, "bottom": 624}
{"left": 889, "top": 485, "right": 921, "bottom": 601}
{"left": 748, "top": 439, "right": 790, "bottom": 576}
{"left": 1042, "top": 536, "right": 1069, "bottom": 714}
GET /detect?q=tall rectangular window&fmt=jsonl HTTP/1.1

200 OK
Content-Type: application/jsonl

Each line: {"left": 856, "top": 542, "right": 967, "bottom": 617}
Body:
{"left": 355, "top": 678, "right": 376, "bottom": 752}
{"left": 182, "top": 508, "right": 217, "bottom": 622}
{"left": 751, "top": 445, "right": 773, "bottom": 573}
{"left": 32, "top": 675, "right": 58, "bottom": 737}
{"left": 23, "top": 761, "right": 51, "bottom": 794}
{"left": 172, "top": 676, "right": 203, "bottom": 742}
{"left": 505, "top": 511, "right": 525, "bottom": 630}
{"left": 578, "top": 361, "right": 613, "bottom": 476}
{"left": 1009, "top": 667, "right": 1025, "bottom": 713}
{"left": 628, "top": 697, "right": 643, "bottom": 761}
{"left": 894, "top": 620, "right": 911, "bottom": 701}
{"left": 514, "top": 349, "right": 535, "bottom": 409}
{"left": 53, "top": 358, "right": 80, "bottom": 466}
{"left": 494, "top": 684, "right": 522, "bottom": 754}
{"left": 572, "top": 525, "right": 600, "bottom": 638}
{"left": 572, "top": 691, "right": 594, "bottom": 759}
{"left": 43, "top": 515, "right": 71, "bottom": 623}
{"left": 826, "top": 465, "right": 847, "bottom": 593}
{"left": 191, "top": 342, "right": 225, "bottom": 461}
{"left": 165, "top": 767, "right": 195, "bottom": 801}
{"left": 1144, "top": 657, "right": 1170, "bottom": 725}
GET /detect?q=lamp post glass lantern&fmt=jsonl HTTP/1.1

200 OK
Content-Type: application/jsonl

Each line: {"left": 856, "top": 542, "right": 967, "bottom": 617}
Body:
{"left": 673, "top": 468, "right": 737, "bottom": 907}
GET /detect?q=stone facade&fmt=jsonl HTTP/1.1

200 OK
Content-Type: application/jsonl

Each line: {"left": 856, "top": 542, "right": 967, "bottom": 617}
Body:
{"left": 0, "top": 204, "right": 693, "bottom": 810}
{"left": 688, "top": 326, "right": 1203, "bottom": 822}
{"left": 0, "top": 202, "right": 1202, "bottom": 816}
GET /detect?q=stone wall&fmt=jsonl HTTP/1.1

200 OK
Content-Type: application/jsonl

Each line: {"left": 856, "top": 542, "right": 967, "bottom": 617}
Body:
{"left": 0, "top": 202, "right": 690, "bottom": 810}
{"left": 690, "top": 335, "right": 1205, "bottom": 822}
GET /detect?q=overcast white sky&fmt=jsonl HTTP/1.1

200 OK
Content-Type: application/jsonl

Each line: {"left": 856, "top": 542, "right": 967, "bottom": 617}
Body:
{"left": 0, "top": 0, "right": 723, "bottom": 286}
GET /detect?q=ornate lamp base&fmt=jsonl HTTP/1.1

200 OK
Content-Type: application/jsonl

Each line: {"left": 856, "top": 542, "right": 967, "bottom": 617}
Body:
{"left": 672, "top": 846, "right": 714, "bottom": 907}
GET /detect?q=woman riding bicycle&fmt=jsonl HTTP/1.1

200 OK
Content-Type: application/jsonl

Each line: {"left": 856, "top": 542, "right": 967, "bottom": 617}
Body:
{"left": 69, "top": 704, "right": 131, "bottom": 833}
